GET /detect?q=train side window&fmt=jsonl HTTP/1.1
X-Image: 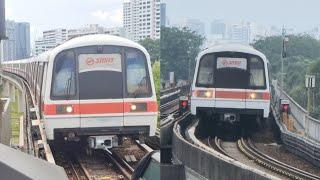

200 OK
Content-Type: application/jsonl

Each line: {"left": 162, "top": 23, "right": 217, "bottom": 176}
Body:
{"left": 125, "top": 49, "right": 152, "bottom": 98}
{"left": 196, "top": 54, "right": 214, "bottom": 87}
{"left": 249, "top": 57, "right": 266, "bottom": 89}
{"left": 51, "top": 51, "right": 76, "bottom": 99}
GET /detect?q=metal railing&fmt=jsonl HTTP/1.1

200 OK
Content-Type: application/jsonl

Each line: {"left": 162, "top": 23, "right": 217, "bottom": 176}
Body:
{"left": 272, "top": 80, "right": 320, "bottom": 142}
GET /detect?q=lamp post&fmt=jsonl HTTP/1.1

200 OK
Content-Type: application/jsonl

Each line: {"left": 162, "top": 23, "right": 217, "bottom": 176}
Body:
{"left": 281, "top": 27, "right": 289, "bottom": 89}
{"left": 187, "top": 49, "right": 191, "bottom": 82}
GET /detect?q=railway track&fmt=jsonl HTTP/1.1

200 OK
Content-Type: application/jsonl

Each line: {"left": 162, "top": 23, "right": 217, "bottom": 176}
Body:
{"left": 160, "top": 99, "right": 179, "bottom": 118}
{"left": 238, "top": 138, "right": 320, "bottom": 180}
{"left": 54, "top": 149, "right": 90, "bottom": 180}
{"left": 185, "top": 118, "right": 319, "bottom": 179}
{"left": 207, "top": 136, "right": 320, "bottom": 180}
{"left": 51, "top": 133, "right": 157, "bottom": 180}
{"left": 54, "top": 137, "right": 155, "bottom": 180}
{"left": 207, "top": 136, "right": 229, "bottom": 157}
{"left": 54, "top": 145, "right": 132, "bottom": 180}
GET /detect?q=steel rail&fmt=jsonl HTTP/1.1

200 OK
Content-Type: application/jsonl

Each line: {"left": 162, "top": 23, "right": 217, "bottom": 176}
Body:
{"left": 238, "top": 138, "right": 319, "bottom": 180}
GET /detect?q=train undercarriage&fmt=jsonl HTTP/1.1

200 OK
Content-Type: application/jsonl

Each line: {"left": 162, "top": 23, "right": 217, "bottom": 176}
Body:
{"left": 195, "top": 107, "right": 269, "bottom": 139}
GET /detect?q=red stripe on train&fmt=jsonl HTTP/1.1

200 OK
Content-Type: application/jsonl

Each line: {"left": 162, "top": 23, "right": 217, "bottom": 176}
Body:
{"left": 215, "top": 91, "right": 270, "bottom": 100}
{"left": 43, "top": 101, "right": 158, "bottom": 115}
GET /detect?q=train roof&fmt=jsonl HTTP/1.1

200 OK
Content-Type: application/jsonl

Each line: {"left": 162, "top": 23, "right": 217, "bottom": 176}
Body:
{"left": 50, "top": 34, "right": 149, "bottom": 59}
{"left": 198, "top": 43, "right": 268, "bottom": 63}
{"left": 2, "top": 34, "right": 149, "bottom": 64}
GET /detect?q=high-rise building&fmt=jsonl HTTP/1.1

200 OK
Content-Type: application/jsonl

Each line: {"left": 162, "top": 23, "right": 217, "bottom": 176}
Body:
{"left": 229, "top": 23, "right": 251, "bottom": 44}
{"left": 185, "top": 19, "right": 205, "bottom": 36}
{"left": 123, "top": 0, "right": 161, "bottom": 41}
{"left": 211, "top": 20, "right": 227, "bottom": 38}
{"left": 34, "top": 28, "right": 67, "bottom": 55}
{"left": 160, "top": 3, "right": 166, "bottom": 27}
{"left": 1, "top": 21, "right": 15, "bottom": 61}
{"left": 15, "top": 22, "right": 30, "bottom": 59}
{"left": 0, "top": 20, "right": 30, "bottom": 61}
{"left": 0, "top": 0, "right": 5, "bottom": 40}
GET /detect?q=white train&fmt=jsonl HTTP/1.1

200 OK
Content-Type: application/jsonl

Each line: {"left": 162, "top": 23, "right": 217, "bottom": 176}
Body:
{"left": 2, "top": 35, "right": 158, "bottom": 148}
{"left": 191, "top": 44, "right": 270, "bottom": 125}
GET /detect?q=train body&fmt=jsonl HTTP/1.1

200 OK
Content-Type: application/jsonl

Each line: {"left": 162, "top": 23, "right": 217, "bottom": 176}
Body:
{"left": 190, "top": 44, "right": 270, "bottom": 124}
{"left": 2, "top": 35, "right": 158, "bottom": 143}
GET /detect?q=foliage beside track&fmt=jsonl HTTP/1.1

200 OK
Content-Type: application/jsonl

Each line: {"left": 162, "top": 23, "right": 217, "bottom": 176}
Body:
{"left": 139, "top": 38, "right": 161, "bottom": 104}
{"left": 161, "top": 27, "right": 205, "bottom": 80}
{"left": 152, "top": 60, "right": 161, "bottom": 106}
{"left": 139, "top": 38, "right": 160, "bottom": 63}
{"left": 253, "top": 35, "right": 320, "bottom": 118}
{"left": 10, "top": 89, "right": 22, "bottom": 145}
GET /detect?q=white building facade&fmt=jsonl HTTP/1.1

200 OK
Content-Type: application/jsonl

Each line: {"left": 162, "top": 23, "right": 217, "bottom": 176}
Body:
{"left": 34, "top": 28, "right": 67, "bottom": 55}
{"left": 68, "top": 24, "right": 125, "bottom": 40}
{"left": 123, "top": 0, "right": 161, "bottom": 41}
{"left": 68, "top": 24, "right": 104, "bottom": 39}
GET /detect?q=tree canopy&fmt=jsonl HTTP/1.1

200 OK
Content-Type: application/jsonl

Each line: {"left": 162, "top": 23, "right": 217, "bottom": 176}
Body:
{"left": 253, "top": 34, "right": 320, "bottom": 117}
{"left": 139, "top": 38, "right": 160, "bottom": 63}
{"left": 161, "top": 27, "right": 205, "bottom": 81}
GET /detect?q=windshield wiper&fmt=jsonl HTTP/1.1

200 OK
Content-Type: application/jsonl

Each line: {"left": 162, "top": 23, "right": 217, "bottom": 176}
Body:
{"left": 65, "top": 73, "right": 73, "bottom": 100}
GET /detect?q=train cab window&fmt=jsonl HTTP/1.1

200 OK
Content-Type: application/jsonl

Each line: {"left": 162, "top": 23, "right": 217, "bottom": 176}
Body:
{"left": 125, "top": 49, "right": 152, "bottom": 98}
{"left": 51, "top": 51, "right": 76, "bottom": 99}
{"left": 249, "top": 57, "right": 266, "bottom": 89}
{"left": 196, "top": 54, "right": 214, "bottom": 87}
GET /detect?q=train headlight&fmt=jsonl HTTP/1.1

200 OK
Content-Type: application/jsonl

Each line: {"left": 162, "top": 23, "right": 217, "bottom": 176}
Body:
{"left": 194, "top": 90, "right": 214, "bottom": 98}
{"left": 129, "top": 103, "right": 147, "bottom": 112}
{"left": 66, "top": 106, "right": 73, "bottom": 113}
{"left": 249, "top": 93, "right": 256, "bottom": 99}
{"left": 205, "top": 91, "right": 212, "bottom": 98}
{"left": 247, "top": 92, "right": 264, "bottom": 100}
{"left": 56, "top": 105, "right": 74, "bottom": 114}
{"left": 130, "top": 104, "right": 137, "bottom": 111}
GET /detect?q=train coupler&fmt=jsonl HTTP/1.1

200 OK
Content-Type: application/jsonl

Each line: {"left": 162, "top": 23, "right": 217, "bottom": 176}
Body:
{"left": 87, "top": 135, "right": 119, "bottom": 150}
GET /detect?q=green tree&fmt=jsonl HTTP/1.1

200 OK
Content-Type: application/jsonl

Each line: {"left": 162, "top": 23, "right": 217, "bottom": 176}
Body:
{"left": 253, "top": 34, "right": 320, "bottom": 118}
{"left": 152, "top": 60, "right": 160, "bottom": 103}
{"left": 139, "top": 38, "right": 160, "bottom": 63}
{"left": 161, "top": 27, "right": 205, "bottom": 81}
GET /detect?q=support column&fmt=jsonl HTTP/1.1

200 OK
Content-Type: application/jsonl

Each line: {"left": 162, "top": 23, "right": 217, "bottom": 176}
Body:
{"left": 0, "top": 99, "right": 11, "bottom": 146}
{"left": 2, "top": 80, "right": 10, "bottom": 97}
{"left": 10, "top": 83, "right": 15, "bottom": 102}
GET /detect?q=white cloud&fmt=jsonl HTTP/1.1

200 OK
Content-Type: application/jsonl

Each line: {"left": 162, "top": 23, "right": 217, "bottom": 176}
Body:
{"left": 91, "top": 9, "right": 123, "bottom": 25}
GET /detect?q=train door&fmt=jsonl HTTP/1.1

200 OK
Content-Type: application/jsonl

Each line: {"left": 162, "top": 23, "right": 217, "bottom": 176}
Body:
{"left": 77, "top": 46, "right": 124, "bottom": 129}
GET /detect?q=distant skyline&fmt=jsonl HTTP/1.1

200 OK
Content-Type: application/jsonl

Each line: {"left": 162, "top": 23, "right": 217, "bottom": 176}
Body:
{"left": 163, "top": 0, "right": 320, "bottom": 33}
{"left": 5, "top": 0, "right": 124, "bottom": 44}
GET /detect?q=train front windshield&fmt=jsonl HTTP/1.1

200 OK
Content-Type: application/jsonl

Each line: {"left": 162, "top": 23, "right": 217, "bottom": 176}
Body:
{"left": 196, "top": 52, "right": 266, "bottom": 89}
{"left": 51, "top": 46, "right": 152, "bottom": 100}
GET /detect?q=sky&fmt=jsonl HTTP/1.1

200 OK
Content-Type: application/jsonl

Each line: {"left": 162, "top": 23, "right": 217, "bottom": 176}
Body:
{"left": 5, "top": 0, "right": 124, "bottom": 44}
{"left": 163, "top": 0, "right": 320, "bottom": 33}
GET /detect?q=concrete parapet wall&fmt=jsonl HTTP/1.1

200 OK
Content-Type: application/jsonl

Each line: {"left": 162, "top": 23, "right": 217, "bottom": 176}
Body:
{"left": 172, "top": 116, "right": 273, "bottom": 180}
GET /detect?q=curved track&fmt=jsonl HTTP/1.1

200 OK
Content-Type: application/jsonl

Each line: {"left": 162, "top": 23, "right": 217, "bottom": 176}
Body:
{"left": 238, "top": 138, "right": 320, "bottom": 180}
{"left": 207, "top": 136, "right": 229, "bottom": 157}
